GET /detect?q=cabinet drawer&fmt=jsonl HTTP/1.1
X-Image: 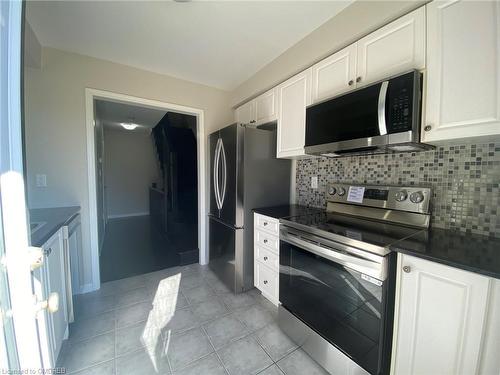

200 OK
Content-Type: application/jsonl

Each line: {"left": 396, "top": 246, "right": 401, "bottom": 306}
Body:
{"left": 254, "top": 262, "right": 279, "bottom": 303}
{"left": 254, "top": 214, "right": 279, "bottom": 236}
{"left": 255, "top": 245, "right": 279, "bottom": 271}
{"left": 255, "top": 229, "right": 279, "bottom": 253}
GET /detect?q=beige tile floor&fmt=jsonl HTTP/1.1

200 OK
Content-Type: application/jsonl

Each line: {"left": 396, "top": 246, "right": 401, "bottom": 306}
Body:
{"left": 57, "top": 264, "right": 329, "bottom": 375}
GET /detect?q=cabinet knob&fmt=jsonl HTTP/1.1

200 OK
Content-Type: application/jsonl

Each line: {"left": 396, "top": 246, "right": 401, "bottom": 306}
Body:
{"left": 263, "top": 239, "right": 268, "bottom": 244}
{"left": 263, "top": 280, "right": 268, "bottom": 284}
{"left": 263, "top": 222, "right": 268, "bottom": 226}
{"left": 403, "top": 265, "right": 411, "bottom": 273}
{"left": 424, "top": 125, "right": 432, "bottom": 132}
{"left": 44, "top": 247, "right": 52, "bottom": 256}
{"left": 263, "top": 256, "right": 268, "bottom": 261}
{"left": 348, "top": 80, "right": 354, "bottom": 86}
{"left": 250, "top": 120, "right": 256, "bottom": 124}
{"left": 36, "top": 292, "right": 59, "bottom": 314}
{"left": 28, "top": 247, "right": 44, "bottom": 271}
{"left": 356, "top": 76, "right": 362, "bottom": 83}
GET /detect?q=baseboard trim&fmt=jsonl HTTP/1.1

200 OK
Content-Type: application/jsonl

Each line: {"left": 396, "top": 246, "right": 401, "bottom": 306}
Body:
{"left": 107, "top": 212, "right": 149, "bottom": 219}
{"left": 75, "top": 283, "right": 95, "bottom": 295}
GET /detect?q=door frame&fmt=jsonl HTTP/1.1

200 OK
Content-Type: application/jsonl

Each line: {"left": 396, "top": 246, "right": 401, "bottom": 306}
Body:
{"left": 85, "top": 88, "right": 206, "bottom": 291}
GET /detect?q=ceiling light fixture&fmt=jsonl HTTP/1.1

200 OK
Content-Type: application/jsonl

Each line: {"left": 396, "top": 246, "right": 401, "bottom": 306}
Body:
{"left": 121, "top": 122, "right": 139, "bottom": 130}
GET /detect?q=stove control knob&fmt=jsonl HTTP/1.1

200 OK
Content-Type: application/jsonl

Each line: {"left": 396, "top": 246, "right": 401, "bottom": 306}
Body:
{"left": 337, "top": 187, "right": 346, "bottom": 196}
{"left": 328, "top": 187, "right": 336, "bottom": 195}
{"left": 410, "top": 191, "right": 424, "bottom": 204}
{"left": 394, "top": 190, "right": 408, "bottom": 202}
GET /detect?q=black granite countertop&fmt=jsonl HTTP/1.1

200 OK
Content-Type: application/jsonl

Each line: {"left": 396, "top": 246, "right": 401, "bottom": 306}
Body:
{"left": 30, "top": 206, "right": 80, "bottom": 247}
{"left": 390, "top": 227, "right": 500, "bottom": 279}
{"left": 252, "top": 204, "right": 324, "bottom": 220}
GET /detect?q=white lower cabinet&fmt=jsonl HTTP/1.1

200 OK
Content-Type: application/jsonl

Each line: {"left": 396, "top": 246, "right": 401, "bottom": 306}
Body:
{"left": 391, "top": 254, "right": 497, "bottom": 375}
{"left": 254, "top": 213, "right": 280, "bottom": 305}
{"left": 33, "top": 227, "right": 70, "bottom": 368}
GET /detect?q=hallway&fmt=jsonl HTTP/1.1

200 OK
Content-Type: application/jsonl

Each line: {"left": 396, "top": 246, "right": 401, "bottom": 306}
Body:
{"left": 99, "top": 215, "right": 197, "bottom": 282}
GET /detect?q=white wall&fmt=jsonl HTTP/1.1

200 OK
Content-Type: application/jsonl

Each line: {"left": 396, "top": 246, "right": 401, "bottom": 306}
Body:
{"left": 24, "top": 47, "right": 233, "bottom": 289}
{"left": 104, "top": 128, "right": 159, "bottom": 218}
{"left": 231, "top": 0, "right": 426, "bottom": 106}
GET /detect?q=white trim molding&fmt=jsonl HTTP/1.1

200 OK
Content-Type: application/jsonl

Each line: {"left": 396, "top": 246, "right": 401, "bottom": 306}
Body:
{"left": 85, "top": 88, "right": 206, "bottom": 292}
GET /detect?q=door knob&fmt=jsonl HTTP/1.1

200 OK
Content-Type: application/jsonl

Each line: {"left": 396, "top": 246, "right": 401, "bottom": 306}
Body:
{"left": 403, "top": 266, "right": 411, "bottom": 273}
{"left": 36, "top": 292, "right": 59, "bottom": 314}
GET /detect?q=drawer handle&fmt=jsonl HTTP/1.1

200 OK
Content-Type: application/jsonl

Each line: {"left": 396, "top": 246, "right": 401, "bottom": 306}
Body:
{"left": 263, "top": 256, "right": 268, "bottom": 261}
{"left": 44, "top": 247, "right": 52, "bottom": 256}
{"left": 263, "top": 222, "right": 268, "bottom": 226}
{"left": 263, "top": 280, "right": 268, "bottom": 284}
{"left": 263, "top": 239, "right": 268, "bottom": 244}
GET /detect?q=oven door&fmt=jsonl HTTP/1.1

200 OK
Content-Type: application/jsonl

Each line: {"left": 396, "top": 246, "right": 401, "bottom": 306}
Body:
{"left": 279, "top": 226, "right": 394, "bottom": 375}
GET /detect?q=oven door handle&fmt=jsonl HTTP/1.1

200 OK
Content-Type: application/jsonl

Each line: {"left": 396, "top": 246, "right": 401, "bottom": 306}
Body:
{"left": 280, "top": 231, "right": 386, "bottom": 281}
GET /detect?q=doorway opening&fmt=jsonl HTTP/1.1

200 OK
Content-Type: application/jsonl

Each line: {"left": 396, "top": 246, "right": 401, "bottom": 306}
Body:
{"left": 86, "top": 90, "right": 205, "bottom": 287}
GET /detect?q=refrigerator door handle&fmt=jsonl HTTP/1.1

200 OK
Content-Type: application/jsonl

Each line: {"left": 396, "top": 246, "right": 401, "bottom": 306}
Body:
{"left": 220, "top": 140, "right": 227, "bottom": 209}
{"left": 213, "top": 138, "right": 222, "bottom": 210}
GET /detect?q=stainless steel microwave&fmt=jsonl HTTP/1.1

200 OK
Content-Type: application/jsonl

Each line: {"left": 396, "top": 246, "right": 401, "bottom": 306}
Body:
{"left": 305, "top": 70, "right": 433, "bottom": 157}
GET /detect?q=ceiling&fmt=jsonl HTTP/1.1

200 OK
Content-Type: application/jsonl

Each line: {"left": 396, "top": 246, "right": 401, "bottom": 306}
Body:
{"left": 96, "top": 100, "right": 167, "bottom": 132}
{"left": 26, "top": 1, "right": 353, "bottom": 90}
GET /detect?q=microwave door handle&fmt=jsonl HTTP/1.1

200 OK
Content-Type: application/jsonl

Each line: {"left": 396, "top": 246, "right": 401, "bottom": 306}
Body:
{"left": 280, "top": 230, "right": 385, "bottom": 280}
{"left": 377, "top": 80, "right": 389, "bottom": 136}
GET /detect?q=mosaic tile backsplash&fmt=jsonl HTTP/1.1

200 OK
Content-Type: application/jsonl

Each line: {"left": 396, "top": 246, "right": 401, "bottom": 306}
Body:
{"left": 296, "top": 142, "right": 500, "bottom": 238}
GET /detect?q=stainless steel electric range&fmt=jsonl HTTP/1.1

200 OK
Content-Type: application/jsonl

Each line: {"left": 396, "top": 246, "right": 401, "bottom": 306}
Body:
{"left": 278, "top": 184, "right": 431, "bottom": 375}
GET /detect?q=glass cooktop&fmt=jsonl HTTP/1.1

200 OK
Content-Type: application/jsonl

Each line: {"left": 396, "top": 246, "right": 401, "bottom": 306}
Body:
{"left": 280, "top": 211, "right": 426, "bottom": 252}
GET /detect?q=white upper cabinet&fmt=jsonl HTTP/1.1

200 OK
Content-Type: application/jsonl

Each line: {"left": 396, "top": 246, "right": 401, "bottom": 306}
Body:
{"left": 277, "top": 68, "right": 312, "bottom": 158}
{"left": 392, "top": 254, "right": 491, "bottom": 375}
{"left": 311, "top": 44, "right": 357, "bottom": 103}
{"left": 356, "top": 7, "right": 426, "bottom": 87}
{"left": 235, "top": 100, "right": 255, "bottom": 125}
{"left": 235, "top": 88, "right": 277, "bottom": 126}
{"left": 423, "top": 0, "right": 500, "bottom": 143}
{"left": 254, "top": 88, "right": 277, "bottom": 125}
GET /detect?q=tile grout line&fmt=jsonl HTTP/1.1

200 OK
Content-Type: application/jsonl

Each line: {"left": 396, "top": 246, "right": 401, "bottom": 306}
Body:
{"left": 200, "top": 324, "right": 231, "bottom": 375}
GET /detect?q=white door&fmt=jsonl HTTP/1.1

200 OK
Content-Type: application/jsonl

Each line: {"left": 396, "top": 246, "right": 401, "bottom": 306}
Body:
{"left": 392, "top": 254, "right": 490, "bottom": 375}
{"left": 0, "top": 1, "right": 44, "bottom": 371}
{"left": 235, "top": 100, "right": 255, "bottom": 125}
{"left": 277, "top": 68, "right": 312, "bottom": 158}
{"left": 311, "top": 44, "right": 357, "bottom": 103}
{"left": 356, "top": 6, "right": 425, "bottom": 87}
{"left": 423, "top": 0, "right": 500, "bottom": 142}
{"left": 254, "top": 88, "right": 277, "bottom": 125}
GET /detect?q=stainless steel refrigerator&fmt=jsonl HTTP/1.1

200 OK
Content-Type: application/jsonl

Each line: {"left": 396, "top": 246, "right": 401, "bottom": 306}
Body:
{"left": 209, "top": 123, "right": 291, "bottom": 293}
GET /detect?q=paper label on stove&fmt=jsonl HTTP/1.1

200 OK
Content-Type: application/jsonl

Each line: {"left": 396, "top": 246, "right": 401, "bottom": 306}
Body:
{"left": 361, "top": 274, "right": 383, "bottom": 286}
{"left": 345, "top": 230, "right": 362, "bottom": 241}
{"left": 347, "top": 186, "right": 365, "bottom": 203}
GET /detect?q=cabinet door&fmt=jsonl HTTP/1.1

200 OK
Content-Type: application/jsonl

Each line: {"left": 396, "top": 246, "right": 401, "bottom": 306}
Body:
{"left": 311, "top": 44, "right": 357, "bottom": 103}
{"left": 254, "top": 88, "right": 277, "bottom": 125}
{"left": 356, "top": 7, "right": 425, "bottom": 86}
{"left": 277, "top": 68, "right": 312, "bottom": 158}
{"left": 235, "top": 100, "right": 255, "bottom": 125}
{"left": 423, "top": 0, "right": 500, "bottom": 142}
{"left": 43, "top": 229, "right": 68, "bottom": 364}
{"left": 392, "top": 254, "right": 490, "bottom": 375}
